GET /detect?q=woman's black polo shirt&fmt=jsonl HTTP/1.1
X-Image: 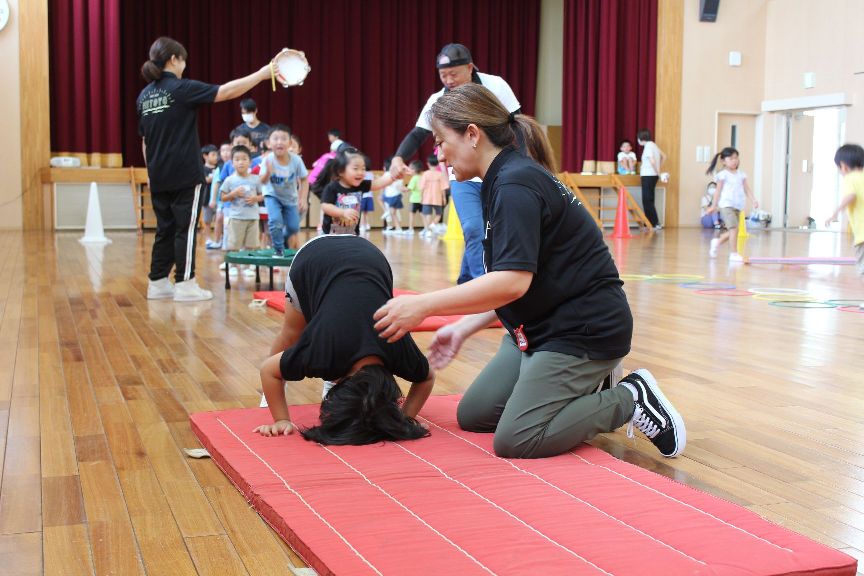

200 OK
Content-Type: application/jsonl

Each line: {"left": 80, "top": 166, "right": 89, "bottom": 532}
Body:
{"left": 480, "top": 147, "right": 632, "bottom": 360}
{"left": 137, "top": 72, "right": 219, "bottom": 193}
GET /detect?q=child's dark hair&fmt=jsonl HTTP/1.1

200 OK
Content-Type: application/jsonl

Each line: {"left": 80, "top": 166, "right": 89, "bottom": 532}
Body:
{"left": 706, "top": 147, "right": 739, "bottom": 175}
{"left": 362, "top": 154, "right": 373, "bottom": 172}
{"left": 268, "top": 124, "right": 292, "bottom": 138}
{"left": 231, "top": 145, "right": 251, "bottom": 159}
{"left": 328, "top": 128, "right": 341, "bottom": 138}
{"left": 201, "top": 144, "right": 217, "bottom": 155}
{"left": 250, "top": 132, "right": 266, "bottom": 150}
{"left": 220, "top": 140, "right": 232, "bottom": 148}
{"left": 834, "top": 144, "right": 864, "bottom": 170}
{"left": 427, "top": 155, "right": 439, "bottom": 167}
{"left": 310, "top": 147, "right": 364, "bottom": 198}
{"left": 409, "top": 160, "right": 424, "bottom": 172}
{"left": 619, "top": 139, "right": 633, "bottom": 149}
{"left": 240, "top": 98, "right": 257, "bottom": 113}
{"left": 637, "top": 129, "right": 652, "bottom": 143}
{"left": 230, "top": 126, "right": 252, "bottom": 142}
{"left": 300, "top": 365, "right": 429, "bottom": 445}
{"left": 141, "top": 37, "right": 188, "bottom": 82}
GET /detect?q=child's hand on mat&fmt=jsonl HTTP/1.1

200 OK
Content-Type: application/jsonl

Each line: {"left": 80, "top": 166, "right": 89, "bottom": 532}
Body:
{"left": 428, "top": 324, "right": 465, "bottom": 370}
{"left": 373, "top": 295, "right": 427, "bottom": 343}
{"left": 253, "top": 420, "right": 294, "bottom": 437}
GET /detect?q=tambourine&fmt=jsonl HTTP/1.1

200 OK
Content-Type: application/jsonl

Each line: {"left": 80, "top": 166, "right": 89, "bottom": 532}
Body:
{"left": 271, "top": 48, "right": 311, "bottom": 90}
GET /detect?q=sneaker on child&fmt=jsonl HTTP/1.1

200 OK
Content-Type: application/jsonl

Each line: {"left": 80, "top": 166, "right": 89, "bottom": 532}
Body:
{"left": 242, "top": 268, "right": 256, "bottom": 278}
{"left": 147, "top": 277, "right": 174, "bottom": 300}
{"left": 728, "top": 252, "right": 744, "bottom": 263}
{"left": 174, "top": 279, "right": 214, "bottom": 302}
{"left": 709, "top": 238, "right": 719, "bottom": 258}
{"left": 619, "top": 369, "right": 686, "bottom": 458}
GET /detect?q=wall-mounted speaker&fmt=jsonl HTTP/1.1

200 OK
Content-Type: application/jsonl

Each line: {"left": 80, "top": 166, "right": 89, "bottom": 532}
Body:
{"left": 699, "top": 0, "right": 720, "bottom": 22}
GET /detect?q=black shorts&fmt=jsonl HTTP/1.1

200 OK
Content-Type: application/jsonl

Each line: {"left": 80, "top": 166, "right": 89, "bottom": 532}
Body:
{"left": 410, "top": 202, "right": 423, "bottom": 214}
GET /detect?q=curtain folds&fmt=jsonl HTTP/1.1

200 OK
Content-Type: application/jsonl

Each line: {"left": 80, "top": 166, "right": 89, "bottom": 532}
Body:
{"left": 561, "top": 0, "right": 657, "bottom": 172}
{"left": 49, "top": 0, "right": 541, "bottom": 167}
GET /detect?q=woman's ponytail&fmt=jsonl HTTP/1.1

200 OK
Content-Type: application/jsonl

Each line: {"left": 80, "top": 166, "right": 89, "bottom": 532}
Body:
{"left": 141, "top": 36, "right": 188, "bottom": 82}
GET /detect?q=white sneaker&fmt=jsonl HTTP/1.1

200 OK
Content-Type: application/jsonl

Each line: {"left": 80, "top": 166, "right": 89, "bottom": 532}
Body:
{"left": 174, "top": 279, "right": 214, "bottom": 302}
{"left": 242, "top": 268, "right": 256, "bottom": 278}
{"left": 147, "top": 277, "right": 174, "bottom": 300}
{"left": 228, "top": 266, "right": 239, "bottom": 277}
{"left": 709, "top": 238, "right": 719, "bottom": 258}
{"left": 219, "top": 261, "right": 228, "bottom": 271}
{"left": 654, "top": 225, "right": 663, "bottom": 231}
{"left": 729, "top": 252, "right": 744, "bottom": 263}
{"left": 403, "top": 229, "right": 415, "bottom": 235}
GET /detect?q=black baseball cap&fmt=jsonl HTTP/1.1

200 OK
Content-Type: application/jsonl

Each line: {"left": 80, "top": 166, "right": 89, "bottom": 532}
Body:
{"left": 436, "top": 44, "right": 473, "bottom": 69}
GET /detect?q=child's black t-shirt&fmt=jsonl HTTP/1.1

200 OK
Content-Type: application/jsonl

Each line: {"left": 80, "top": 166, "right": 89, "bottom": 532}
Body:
{"left": 320, "top": 180, "right": 372, "bottom": 235}
{"left": 279, "top": 235, "right": 430, "bottom": 383}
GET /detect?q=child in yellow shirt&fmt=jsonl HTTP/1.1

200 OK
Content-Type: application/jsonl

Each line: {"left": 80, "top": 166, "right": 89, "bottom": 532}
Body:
{"left": 826, "top": 144, "right": 864, "bottom": 308}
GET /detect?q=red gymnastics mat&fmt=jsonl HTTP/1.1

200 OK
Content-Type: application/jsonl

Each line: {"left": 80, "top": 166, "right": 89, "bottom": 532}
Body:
{"left": 191, "top": 396, "right": 856, "bottom": 576}
{"left": 253, "top": 289, "right": 502, "bottom": 331}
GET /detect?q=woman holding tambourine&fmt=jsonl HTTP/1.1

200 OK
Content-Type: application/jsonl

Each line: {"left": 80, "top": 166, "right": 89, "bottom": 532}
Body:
{"left": 137, "top": 37, "right": 310, "bottom": 302}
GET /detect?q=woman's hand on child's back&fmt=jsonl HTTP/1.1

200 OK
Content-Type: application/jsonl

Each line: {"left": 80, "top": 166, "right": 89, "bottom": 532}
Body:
{"left": 253, "top": 420, "right": 295, "bottom": 437}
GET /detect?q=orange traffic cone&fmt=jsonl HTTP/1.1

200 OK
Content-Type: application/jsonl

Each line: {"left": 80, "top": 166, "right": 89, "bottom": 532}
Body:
{"left": 610, "top": 187, "right": 633, "bottom": 238}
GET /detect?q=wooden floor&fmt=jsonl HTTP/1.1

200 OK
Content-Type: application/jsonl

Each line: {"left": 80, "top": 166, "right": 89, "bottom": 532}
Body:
{"left": 1, "top": 226, "right": 863, "bottom": 575}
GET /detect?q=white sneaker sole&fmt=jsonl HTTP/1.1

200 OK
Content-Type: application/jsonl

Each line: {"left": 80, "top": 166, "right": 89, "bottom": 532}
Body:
{"left": 174, "top": 292, "right": 213, "bottom": 302}
{"left": 633, "top": 368, "right": 686, "bottom": 457}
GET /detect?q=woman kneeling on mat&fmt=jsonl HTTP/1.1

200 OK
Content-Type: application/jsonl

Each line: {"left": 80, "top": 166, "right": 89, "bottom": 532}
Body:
{"left": 374, "top": 83, "right": 686, "bottom": 459}
{"left": 254, "top": 235, "right": 435, "bottom": 444}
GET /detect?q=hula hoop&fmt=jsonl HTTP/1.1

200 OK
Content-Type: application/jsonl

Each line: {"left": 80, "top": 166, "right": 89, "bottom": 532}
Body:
{"left": 749, "top": 287, "right": 809, "bottom": 295}
{"left": 620, "top": 274, "right": 652, "bottom": 281}
{"left": 694, "top": 289, "right": 753, "bottom": 297}
{"left": 837, "top": 305, "right": 864, "bottom": 314}
{"left": 679, "top": 282, "right": 737, "bottom": 291}
{"left": 752, "top": 294, "right": 817, "bottom": 302}
{"left": 825, "top": 299, "right": 864, "bottom": 306}
{"left": 768, "top": 301, "right": 837, "bottom": 309}
{"left": 651, "top": 274, "right": 705, "bottom": 281}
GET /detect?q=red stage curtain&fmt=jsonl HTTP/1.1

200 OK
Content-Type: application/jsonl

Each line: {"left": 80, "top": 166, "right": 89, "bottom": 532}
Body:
{"left": 49, "top": 1, "right": 541, "bottom": 167}
{"left": 49, "top": 0, "right": 122, "bottom": 161}
{"left": 561, "top": 0, "right": 657, "bottom": 172}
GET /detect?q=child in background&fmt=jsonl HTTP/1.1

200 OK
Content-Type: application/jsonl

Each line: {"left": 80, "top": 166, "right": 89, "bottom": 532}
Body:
{"left": 381, "top": 157, "right": 405, "bottom": 234}
{"left": 220, "top": 146, "right": 263, "bottom": 278}
{"left": 405, "top": 160, "right": 424, "bottom": 234}
{"left": 617, "top": 140, "right": 637, "bottom": 175}
{"left": 208, "top": 128, "right": 261, "bottom": 250}
{"left": 218, "top": 141, "right": 232, "bottom": 169}
{"left": 201, "top": 144, "right": 219, "bottom": 244}
{"left": 359, "top": 154, "right": 376, "bottom": 233}
{"left": 257, "top": 124, "right": 309, "bottom": 256}
{"left": 289, "top": 135, "right": 302, "bottom": 156}
{"left": 419, "top": 155, "right": 448, "bottom": 238}
{"left": 705, "top": 147, "right": 758, "bottom": 262}
{"left": 311, "top": 148, "right": 397, "bottom": 236}
{"left": 826, "top": 144, "right": 864, "bottom": 307}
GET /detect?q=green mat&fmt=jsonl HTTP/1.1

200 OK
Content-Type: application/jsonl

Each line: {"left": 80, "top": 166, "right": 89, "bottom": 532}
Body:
{"left": 223, "top": 249, "right": 297, "bottom": 290}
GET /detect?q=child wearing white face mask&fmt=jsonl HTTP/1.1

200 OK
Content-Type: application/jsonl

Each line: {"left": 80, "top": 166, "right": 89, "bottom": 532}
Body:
{"left": 235, "top": 97, "right": 270, "bottom": 145}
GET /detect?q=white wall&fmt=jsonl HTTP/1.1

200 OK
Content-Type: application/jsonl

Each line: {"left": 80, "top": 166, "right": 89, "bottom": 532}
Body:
{"left": 536, "top": 0, "right": 564, "bottom": 126}
{"left": 0, "top": 0, "right": 23, "bottom": 229}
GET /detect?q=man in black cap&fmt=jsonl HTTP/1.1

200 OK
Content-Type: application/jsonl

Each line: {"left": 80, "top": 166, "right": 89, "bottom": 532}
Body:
{"left": 389, "top": 44, "right": 521, "bottom": 284}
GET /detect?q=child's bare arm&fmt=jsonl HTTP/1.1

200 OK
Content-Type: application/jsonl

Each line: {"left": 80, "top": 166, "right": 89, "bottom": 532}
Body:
{"left": 370, "top": 172, "right": 396, "bottom": 191}
{"left": 253, "top": 354, "right": 294, "bottom": 436}
{"left": 743, "top": 179, "right": 759, "bottom": 209}
{"left": 402, "top": 368, "right": 435, "bottom": 419}
{"left": 826, "top": 193, "right": 857, "bottom": 226}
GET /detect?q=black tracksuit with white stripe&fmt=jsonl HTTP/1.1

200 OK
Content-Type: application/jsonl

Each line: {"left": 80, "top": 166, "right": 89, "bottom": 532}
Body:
{"left": 137, "top": 71, "right": 219, "bottom": 282}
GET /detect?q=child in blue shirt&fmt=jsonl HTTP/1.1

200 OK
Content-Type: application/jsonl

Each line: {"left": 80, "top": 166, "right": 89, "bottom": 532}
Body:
{"left": 220, "top": 146, "right": 263, "bottom": 277}
{"left": 258, "top": 125, "right": 309, "bottom": 255}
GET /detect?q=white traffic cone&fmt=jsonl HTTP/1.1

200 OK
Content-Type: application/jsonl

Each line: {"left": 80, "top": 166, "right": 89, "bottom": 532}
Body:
{"left": 79, "top": 182, "right": 112, "bottom": 244}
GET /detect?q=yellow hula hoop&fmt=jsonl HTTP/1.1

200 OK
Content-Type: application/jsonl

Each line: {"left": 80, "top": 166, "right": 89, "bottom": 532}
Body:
{"left": 752, "top": 293, "right": 817, "bottom": 302}
{"left": 651, "top": 274, "right": 705, "bottom": 281}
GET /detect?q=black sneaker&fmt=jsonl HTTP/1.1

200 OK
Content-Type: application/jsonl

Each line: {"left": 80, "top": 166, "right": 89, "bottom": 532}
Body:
{"left": 273, "top": 249, "right": 284, "bottom": 258}
{"left": 622, "top": 369, "right": 686, "bottom": 457}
